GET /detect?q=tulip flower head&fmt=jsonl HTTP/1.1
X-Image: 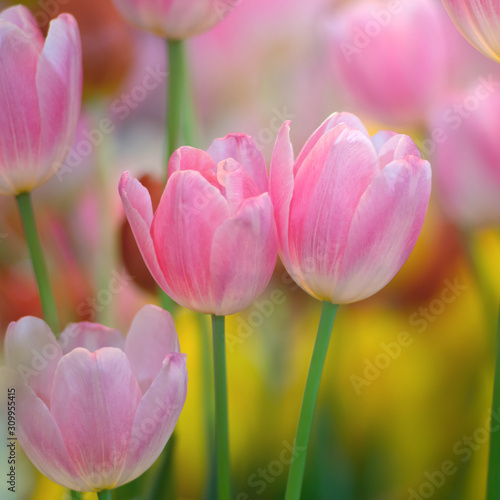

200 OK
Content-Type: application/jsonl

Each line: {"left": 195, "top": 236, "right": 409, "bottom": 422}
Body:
{"left": 119, "top": 134, "right": 277, "bottom": 315}
{"left": 327, "top": 0, "right": 451, "bottom": 125}
{"left": 270, "top": 112, "right": 431, "bottom": 304}
{"left": 442, "top": 0, "right": 500, "bottom": 62}
{"left": 0, "top": 5, "right": 82, "bottom": 195}
{"left": 111, "top": 0, "right": 241, "bottom": 39}
{"left": 432, "top": 89, "right": 500, "bottom": 228}
{"left": 2, "top": 305, "right": 187, "bottom": 491}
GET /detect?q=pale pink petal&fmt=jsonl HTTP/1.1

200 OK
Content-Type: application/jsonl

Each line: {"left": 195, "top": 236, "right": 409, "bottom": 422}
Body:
{"left": 0, "top": 5, "right": 44, "bottom": 51}
{"left": 216, "top": 158, "right": 261, "bottom": 215}
{"left": 0, "top": 22, "right": 42, "bottom": 195}
{"left": 288, "top": 125, "right": 378, "bottom": 300}
{"left": 151, "top": 170, "right": 230, "bottom": 313}
{"left": 370, "top": 131, "right": 397, "bottom": 153}
{"left": 269, "top": 121, "right": 295, "bottom": 272}
{"left": 4, "top": 317, "right": 62, "bottom": 407}
{"left": 293, "top": 112, "right": 370, "bottom": 175}
{"left": 51, "top": 348, "right": 142, "bottom": 490}
{"left": 124, "top": 305, "right": 180, "bottom": 393}
{"left": 442, "top": 0, "right": 500, "bottom": 61}
{"left": 334, "top": 157, "right": 432, "bottom": 303}
{"left": 59, "top": 323, "right": 124, "bottom": 355}
{"left": 1, "top": 367, "right": 88, "bottom": 491}
{"left": 376, "top": 133, "right": 422, "bottom": 168}
{"left": 167, "top": 146, "right": 218, "bottom": 187}
{"left": 119, "top": 172, "right": 173, "bottom": 296}
{"left": 118, "top": 353, "right": 187, "bottom": 485}
{"left": 207, "top": 133, "right": 268, "bottom": 193}
{"left": 210, "top": 194, "right": 277, "bottom": 315}
{"left": 36, "top": 14, "right": 82, "bottom": 188}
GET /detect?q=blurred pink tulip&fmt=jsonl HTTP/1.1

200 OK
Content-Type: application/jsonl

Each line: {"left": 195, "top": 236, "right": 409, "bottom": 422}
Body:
{"left": 2, "top": 305, "right": 187, "bottom": 492}
{"left": 442, "top": 0, "right": 500, "bottom": 62}
{"left": 270, "top": 112, "right": 431, "bottom": 304}
{"left": 431, "top": 88, "right": 500, "bottom": 227}
{"left": 0, "top": 5, "right": 82, "bottom": 195}
{"left": 327, "top": 0, "right": 451, "bottom": 125}
{"left": 119, "top": 134, "right": 277, "bottom": 315}
{"left": 111, "top": 0, "right": 240, "bottom": 39}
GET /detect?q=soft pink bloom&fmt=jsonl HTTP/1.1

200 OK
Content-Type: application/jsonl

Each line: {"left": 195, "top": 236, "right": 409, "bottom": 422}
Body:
{"left": 431, "top": 88, "right": 500, "bottom": 227}
{"left": 119, "top": 134, "right": 277, "bottom": 315}
{"left": 0, "top": 6, "right": 82, "bottom": 196}
{"left": 442, "top": 0, "right": 500, "bottom": 61}
{"left": 327, "top": 0, "right": 451, "bottom": 125}
{"left": 111, "top": 0, "right": 240, "bottom": 39}
{"left": 270, "top": 112, "right": 431, "bottom": 304}
{"left": 2, "top": 305, "right": 187, "bottom": 492}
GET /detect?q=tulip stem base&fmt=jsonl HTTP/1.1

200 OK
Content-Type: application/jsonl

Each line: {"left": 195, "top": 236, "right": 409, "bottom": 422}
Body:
{"left": 486, "top": 305, "right": 500, "bottom": 500}
{"left": 284, "top": 301, "right": 339, "bottom": 500}
{"left": 211, "top": 314, "right": 231, "bottom": 500}
{"left": 166, "top": 38, "right": 185, "bottom": 179}
{"left": 15, "top": 192, "right": 60, "bottom": 334}
{"left": 97, "top": 490, "right": 112, "bottom": 500}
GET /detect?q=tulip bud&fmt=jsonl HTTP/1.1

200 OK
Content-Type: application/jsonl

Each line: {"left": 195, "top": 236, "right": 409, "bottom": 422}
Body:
{"left": 0, "top": 6, "right": 82, "bottom": 196}
{"left": 119, "top": 134, "right": 278, "bottom": 315}
{"left": 269, "top": 112, "right": 432, "bottom": 304}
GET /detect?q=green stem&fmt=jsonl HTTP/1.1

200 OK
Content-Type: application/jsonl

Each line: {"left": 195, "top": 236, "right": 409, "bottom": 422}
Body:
{"left": 486, "top": 305, "right": 500, "bottom": 500}
{"left": 198, "top": 313, "right": 216, "bottom": 500}
{"left": 166, "top": 38, "right": 185, "bottom": 180}
{"left": 97, "top": 490, "right": 112, "bottom": 500}
{"left": 69, "top": 491, "right": 82, "bottom": 500}
{"left": 15, "top": 192, "right": 60, "bottom": 334}
{"left": 285, "top": 301, "right": 339, "bottom": 500}
{"left": 211, "top": 314, "right": 231, "bottom": 500}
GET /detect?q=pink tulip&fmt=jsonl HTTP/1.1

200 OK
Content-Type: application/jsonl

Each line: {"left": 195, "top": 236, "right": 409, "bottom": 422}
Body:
{"left": 2, "top": 305, "right": 187, "bottom": 492}
{"left": 119, "top": 134, "right": 277, "bottom": 315}
{"left": 0, "top": 6, "right": 82, "bottom": 196}
{"left": 442, "top": 0, "right": 500, "bottom": 62}
{"left": 111, "top": 0, "right": 240, "bottom": 39}
{"left": 327, "top": 0, "right": 451, "bottom": 125}
{"left": 431, "top": 88, "right": 500, "bottom": 227}
{"left": 270, "top": 112, "right": 431, "bottom": 304}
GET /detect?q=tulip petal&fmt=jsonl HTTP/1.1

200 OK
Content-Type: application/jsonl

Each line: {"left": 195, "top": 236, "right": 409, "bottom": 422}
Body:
{"left": 0, "top": 5, "right": 44, "bottom": 51}
{"left": 151, "top": 170, "right": 230, "bottom": 313}
{"left": 288, "top": 124, "right": 378, "bottom": 300}
{"left": 36, "top": 14, "right": 82, "bottom": 188}
{"left": 124, "top": 305, "right": 180, "bottom": 393}
{"left": 51, "top": 348, "right": 142, "bottom": 490}
{"left": 293, "top": 112, "right": 370, "bottom": 175}
{"left": 59, "top": 322, "right": 124, "bottom": 355}
{"left": 119, "top": 172, "right": 174, "bottom": 297}
{"left": 216, "top": 158, "right": 261, "bottom": 215}
{"left": 376, "top": 133, "right": 422, "bottom": 168}
{"left": 167, "top": 146, "right": 218, "bottom": 187}
{"left": 334, "top": 157, "right": 431, "bottom": 303}
{"left": 1, "top": 367, "right": 88, "bottom": 491}
{"left": 269, "top": 121, "right": 295, "bottom": 272}
{"left": 0, "top": 22, "right": 42, "bottom": 195}
{"left": 207, "top": 134, "right": 268, "bottom": 193}
{"left": 4, "top": 317, "right": 62, "bottom": 407}
{"left": 210, "top": 194, "right": 277, "bottom": 315}
{"left": 118, "top": 353, "right": 187, "bottom": 485}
